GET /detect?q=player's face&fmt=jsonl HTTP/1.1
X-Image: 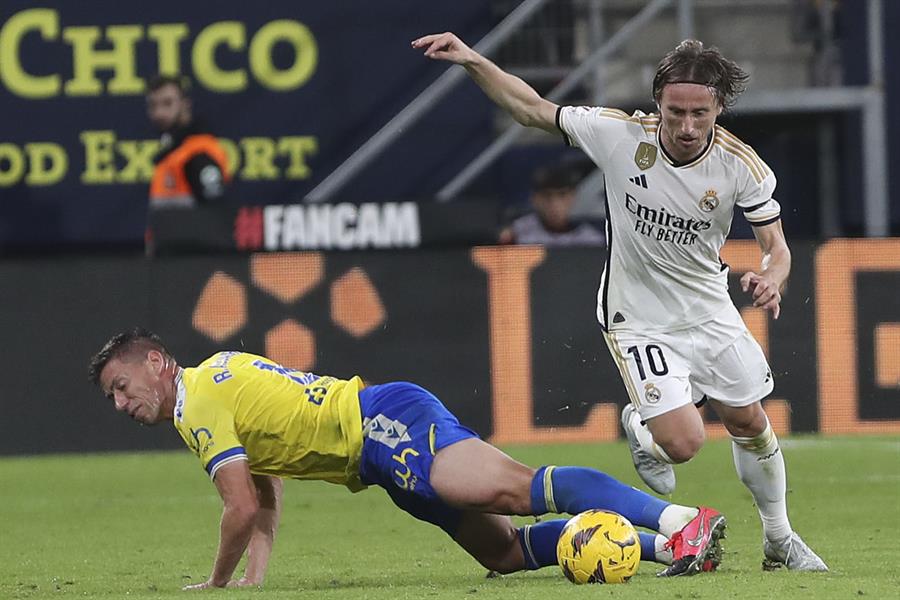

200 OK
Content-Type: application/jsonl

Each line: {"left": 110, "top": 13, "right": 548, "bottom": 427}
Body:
{"left": 534, "top": 188, "right": 576, "bottom": 231}
{"left": 99, "top": 351, "right": 172, "bottom": 426}
{"left": 146, "top": 84, "right": 190, "bottom": 132}
{"left": 658, "top": 83, "right": 722, "bottom": 163}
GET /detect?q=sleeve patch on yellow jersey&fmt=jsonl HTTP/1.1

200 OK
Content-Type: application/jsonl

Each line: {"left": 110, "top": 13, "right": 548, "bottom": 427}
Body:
{"left": 206, "top": 446, "right": 248, "bottom": 479}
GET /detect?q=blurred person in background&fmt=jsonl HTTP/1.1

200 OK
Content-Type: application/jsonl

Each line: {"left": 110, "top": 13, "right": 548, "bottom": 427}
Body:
{"left": 499, "top": 161, "right": 605, "bottom": 246}
{"left": 145, "top": 75, "right": 230, "bottom": 253}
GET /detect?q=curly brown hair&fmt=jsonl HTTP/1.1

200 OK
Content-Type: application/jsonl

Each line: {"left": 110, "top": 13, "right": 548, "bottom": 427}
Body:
{"left": 652, "top": 39, "right": 749, "bottom": 110}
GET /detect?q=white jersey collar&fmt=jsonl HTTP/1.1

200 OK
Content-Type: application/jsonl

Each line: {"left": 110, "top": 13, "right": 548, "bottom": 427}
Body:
{"left": 657, "top": 126, "right": 716, "bottom": 168}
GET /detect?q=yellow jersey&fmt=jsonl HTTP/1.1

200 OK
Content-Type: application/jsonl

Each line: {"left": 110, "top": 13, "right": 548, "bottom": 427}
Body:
{"left": 173, "top": 351, "right": 366, "bottom": 491}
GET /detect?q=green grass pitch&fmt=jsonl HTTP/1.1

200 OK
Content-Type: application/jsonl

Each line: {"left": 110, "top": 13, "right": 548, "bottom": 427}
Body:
{"left": 2, "top": 436, "right": 898, "bottom": 599}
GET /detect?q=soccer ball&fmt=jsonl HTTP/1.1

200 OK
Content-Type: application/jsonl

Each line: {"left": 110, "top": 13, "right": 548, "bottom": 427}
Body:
{"left": 556, "top": 509, "right": 641, "bottom": 584}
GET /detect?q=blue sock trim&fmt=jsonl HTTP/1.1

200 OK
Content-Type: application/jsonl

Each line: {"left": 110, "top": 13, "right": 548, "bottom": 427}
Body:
{"left": 517, "top": 520, "right": 567, "bottom": 570}
{"left": 529, "top": 466, "right": 551, "bottom": 515}
{"left": 639, "top": 532, "right": 659, "bottom": 564}
{"left": 517, "top": 525, "right": 539, "bottom": 570}
{"left": 545, "top": 466, "right": 670, "bottom": 530}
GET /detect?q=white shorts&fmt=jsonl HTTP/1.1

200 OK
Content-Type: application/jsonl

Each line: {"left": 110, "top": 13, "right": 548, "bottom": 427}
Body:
{"left": 603, "top": 304, "right": 774, "bottom": 421}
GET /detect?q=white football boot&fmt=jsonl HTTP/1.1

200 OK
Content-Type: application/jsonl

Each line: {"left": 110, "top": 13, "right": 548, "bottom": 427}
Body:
{"left": 762, "top": 532, "right": 828, "bottom": 571}
{"left": 621, "top": 404, "right": 675, "bottom": 495}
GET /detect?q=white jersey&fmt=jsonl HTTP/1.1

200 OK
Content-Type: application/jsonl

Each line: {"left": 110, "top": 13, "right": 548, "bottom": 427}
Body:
{"left": 558, "top": 106, "right": 781, "bottom": 333}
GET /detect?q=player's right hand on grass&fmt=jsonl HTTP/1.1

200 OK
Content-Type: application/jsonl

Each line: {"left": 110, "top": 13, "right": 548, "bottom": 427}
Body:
{"left": 412, "top": 33, "right": 477, "bottom": 65}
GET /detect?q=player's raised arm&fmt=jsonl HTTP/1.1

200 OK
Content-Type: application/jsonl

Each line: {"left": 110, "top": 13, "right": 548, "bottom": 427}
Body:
{"left": 412, "top": 32, "right": 559, "bottom": 134}
{"left": 740, "top": 219, "right": 791, "bottom": 320}
{"left": 184, "top": 461, "right": 260, "bottom": 590}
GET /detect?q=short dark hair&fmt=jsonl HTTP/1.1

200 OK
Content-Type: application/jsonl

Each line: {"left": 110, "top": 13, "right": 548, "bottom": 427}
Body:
{"left": 88, "top": 327, "right": 170, "bottom": 386}
{"left": 652, "top": 39, "right": 749, "bottom": 110}
{"left": 532, "top": 162, "right": 581, "bottom": 192}
{"left": 146, "top": 74, "right": 191, "bottom": 97}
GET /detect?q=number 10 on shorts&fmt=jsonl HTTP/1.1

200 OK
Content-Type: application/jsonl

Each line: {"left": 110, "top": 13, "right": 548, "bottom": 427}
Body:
{"left": 626, "top": 345, "right": 669, "bottom": 381}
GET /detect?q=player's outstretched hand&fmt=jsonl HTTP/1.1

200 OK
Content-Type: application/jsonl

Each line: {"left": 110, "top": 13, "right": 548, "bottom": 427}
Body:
{"left": 740, "top": 271, "right": 781, "bottom": 319}
{"left": 412, "top": 32, "right": 477, "bottom": 65}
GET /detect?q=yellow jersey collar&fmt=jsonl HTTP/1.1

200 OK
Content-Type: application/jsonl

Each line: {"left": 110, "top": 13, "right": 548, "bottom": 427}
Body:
{"left": 174, "top": 368, "right": 186, "bottom": 423}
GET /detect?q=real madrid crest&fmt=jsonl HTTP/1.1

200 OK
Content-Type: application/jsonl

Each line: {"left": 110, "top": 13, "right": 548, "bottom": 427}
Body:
{"left": 699, "top": 189, "right": 719, "bottom": 212}
{"left": 644, "top": 383, "right": 661, "bottom": 404}
{"left": 634, "top": 142, "right": 657, "bottom": 171}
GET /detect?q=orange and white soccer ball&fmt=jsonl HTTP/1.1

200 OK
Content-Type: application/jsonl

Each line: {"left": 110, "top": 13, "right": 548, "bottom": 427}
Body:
{"left": 556, "top": 509, "right": 641, "bottom": 584}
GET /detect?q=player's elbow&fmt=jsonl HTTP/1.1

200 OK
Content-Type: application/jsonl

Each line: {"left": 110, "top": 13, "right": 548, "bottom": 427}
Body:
{"left": 511, "top": 108, "right": 537, "bottom": 127}
{"left": 507, "top": 97, "right": 554, "bottom": 131}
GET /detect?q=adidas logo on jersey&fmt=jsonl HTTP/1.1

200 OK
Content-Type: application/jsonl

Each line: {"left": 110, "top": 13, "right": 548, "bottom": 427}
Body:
{"left": 629, "top": 174, "right": 648, "bottom": 188}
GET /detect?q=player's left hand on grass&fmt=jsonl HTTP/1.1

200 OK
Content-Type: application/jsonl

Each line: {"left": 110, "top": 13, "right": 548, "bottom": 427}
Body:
{"left": 226, "top": 577, "right": 261, "bottom": 589}
{"left": 182, "top": 580, "right": 214, "bottom": 591}
{"left": 182, "top": 579, "right": 228, "bottom": 591}
{"left": 740, "top": 271, "right": 781, "bottom": 319}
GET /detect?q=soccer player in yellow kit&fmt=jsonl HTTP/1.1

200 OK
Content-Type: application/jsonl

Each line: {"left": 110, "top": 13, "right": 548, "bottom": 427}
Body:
{"left": 90, "top": 328, "right": 727, "bottom": 589}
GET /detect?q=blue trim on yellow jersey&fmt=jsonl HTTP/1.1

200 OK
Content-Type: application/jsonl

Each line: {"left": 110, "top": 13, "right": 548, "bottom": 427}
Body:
{"left": 205, "top": 446, "right": 247, "bottom": 477}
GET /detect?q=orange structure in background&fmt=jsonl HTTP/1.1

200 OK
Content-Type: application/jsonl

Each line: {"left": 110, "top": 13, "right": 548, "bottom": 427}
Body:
{"left": 719, "top": 241, "right": 790, "bottom": 438}
{"left": 192, "top": 253, "right": 387, "bottom": 372}
{"left": 474, "top": 245, "right": 619, "bottom": 445}
{"left": 816, "top": 239, "right": 900, "bottom": 434}
{"left": 477, "top": 240, "right": 899, "bottom": 443}
{"left": 188, "top": 241, "right": 899, "bottom": 443}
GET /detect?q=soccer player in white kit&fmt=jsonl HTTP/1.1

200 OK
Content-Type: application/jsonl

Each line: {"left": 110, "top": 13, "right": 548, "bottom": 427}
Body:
{"left": 414, "top": 32, "right": 827, "bottom": 572}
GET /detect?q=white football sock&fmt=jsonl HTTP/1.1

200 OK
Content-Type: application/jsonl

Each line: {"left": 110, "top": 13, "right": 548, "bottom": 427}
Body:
{"left": 657, "top": 505, "right": 699, "bottom": 538}
{"left": 731, "top": 418, "right": 793, "bottom": 542}
{"left": 654, "top": 533, "right": 674, "bottom": 565}
{"left": 627, "top": 408, "right": 676, "bottom": 464}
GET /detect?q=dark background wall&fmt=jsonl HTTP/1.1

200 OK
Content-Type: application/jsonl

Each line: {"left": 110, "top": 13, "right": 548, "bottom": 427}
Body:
{"left": 1, "top": 2, "right": 897, "bottom": 250}
{"left": 838, "top": 1, "right": 900, "bottom": 235}
{"left": 0, "top": 2, "right": 495, "bottom": 247}
{"left": 2, "top": 241, "right": 897, "bottom": 456}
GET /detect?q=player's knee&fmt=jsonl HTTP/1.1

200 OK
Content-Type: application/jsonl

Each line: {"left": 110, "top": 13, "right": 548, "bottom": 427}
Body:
{"left": 485, "top": 465, "right": 535, "bottom": 515}
{"left": 659, "top": 432, "right": 704, "bottom": 463}
{"left": 486, "top": 487, "right": 532, "bottom": 516}
{"left": 477, "top": 551, "right": 522, "bottom": 574}
{"left": 480, "top": 555, "right": 522, "bottom": 575}
{"left": 723, "top": 404, "right": 768, "bottom": 437}
{"left": 473, "top": 529, "right": 523, "bottom": 574}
